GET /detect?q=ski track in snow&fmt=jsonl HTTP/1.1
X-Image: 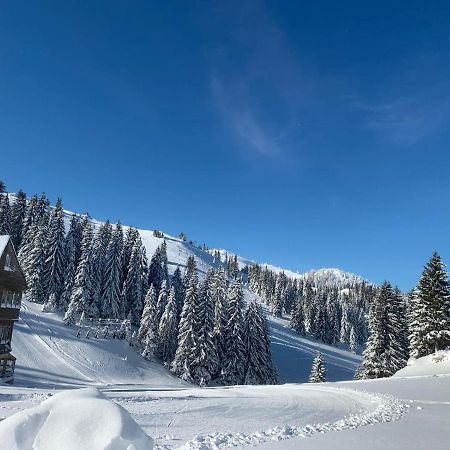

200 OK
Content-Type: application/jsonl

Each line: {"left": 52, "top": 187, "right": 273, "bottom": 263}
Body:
{"left": 177, "top": 389, "right": 406, "bottom": 450}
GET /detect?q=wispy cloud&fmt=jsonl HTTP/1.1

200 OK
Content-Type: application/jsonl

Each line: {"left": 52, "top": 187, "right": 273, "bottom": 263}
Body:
{"left": 354, "top": 56, "right": 450, "bottom": 146}
{"left": 208, "top": 1, "right": 312, "bottom": 158}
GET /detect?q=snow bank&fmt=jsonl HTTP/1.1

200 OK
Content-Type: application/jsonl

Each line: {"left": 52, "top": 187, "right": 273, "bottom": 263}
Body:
{"left": 0, "top": 388, "right": 153, "bottom": 450}
{"left": 393, "top": 350, "right": 450, "bottom": 378}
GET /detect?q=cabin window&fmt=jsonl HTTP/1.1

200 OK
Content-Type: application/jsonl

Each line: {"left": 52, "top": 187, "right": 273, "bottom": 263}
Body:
{"left": 0, "top": 358, "right": 15, "bottom": 377}
{"left": 4, "top": 254, "right": 15, "bottom": 272}
{"left": 0, "top": 325, "right": 12, "bottom": 344}
{"left": 1, "top": 290, "right": 21, "bottom": 309}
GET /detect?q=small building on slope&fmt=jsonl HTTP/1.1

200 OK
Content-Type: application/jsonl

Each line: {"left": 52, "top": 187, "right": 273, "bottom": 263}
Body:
{"left": 0, "top": 235, "right": 27, "bottom": 383}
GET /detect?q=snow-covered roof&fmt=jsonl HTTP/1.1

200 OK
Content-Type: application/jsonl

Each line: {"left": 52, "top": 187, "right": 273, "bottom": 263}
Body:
{"left": 0, "top": 235, "right": 11, "bottom": 257}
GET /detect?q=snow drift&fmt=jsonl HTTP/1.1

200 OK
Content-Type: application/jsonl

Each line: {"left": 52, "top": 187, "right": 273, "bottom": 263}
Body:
{"left": 393, "top": 349, "right": 450, "bottom": 378}
{"left": 0, "top": 388, "right": 154, "bottom": 450}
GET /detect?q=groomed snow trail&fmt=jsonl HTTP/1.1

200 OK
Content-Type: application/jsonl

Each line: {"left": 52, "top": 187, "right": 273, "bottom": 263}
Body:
{"left": 103, "top": 384, "right": 406, "bottom": 449}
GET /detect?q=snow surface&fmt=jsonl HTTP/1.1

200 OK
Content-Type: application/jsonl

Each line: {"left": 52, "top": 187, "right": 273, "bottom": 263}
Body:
{"left": 0, "top": 387, "right": 153, "bottom": 450}
{"left": 393, "top": 350, "right": 450, "bottom": 378}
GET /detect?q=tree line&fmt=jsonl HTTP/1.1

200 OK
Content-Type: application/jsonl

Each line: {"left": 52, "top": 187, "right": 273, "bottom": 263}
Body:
{"left": 0, "top": 183, "right": 277, "bottom": 386}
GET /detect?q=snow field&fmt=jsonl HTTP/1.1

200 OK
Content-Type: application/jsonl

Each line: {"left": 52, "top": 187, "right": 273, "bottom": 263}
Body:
{"left": 0, "top": 388, "right": 154, "bottom": 450}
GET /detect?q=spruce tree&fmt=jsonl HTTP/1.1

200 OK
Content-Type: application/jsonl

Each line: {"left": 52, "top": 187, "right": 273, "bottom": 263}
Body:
{"left": 41, "top": 198, "right": 66, "bottom": 310}
{"left": 222, "top": 280, "right": 246, "bottom": 385}
{"left": 309, "top": 352, "right": 326, "bottom": 383}
{"left": 190, "top": 269, "right": 219, "bottom": 385}
{"left": 121, "top": 235, "right": 148, "bottom": 324}
{"left": 171, "top": 266, "right": 185, "bottom": 318}
{"left": 362, "top": 282, "right": 391, "bottom": 378}
{"left": 92, "top": 221, "right": 113, "bottom": 307}
{"left": 10, "top": 190, "right": 27, "bottom": 250}
{"left": 101, "top": 223, "right": 124, "bottom": 318}
{"left": 64, "top": 219, "right": 97, "bottom": 323}
{"left": 156, "top": 279, "right": 169, "bottom": 324}
{"left": 148, "top": 245, "right": 165, "bottom": 292}
{"left": 290, "top": 297, "right": 306, "bottom": 335}
{"left": 60, "top": 215, "right": 83, "bottom": 310}
{"left": 0, "top": 193, "right": 11, "bottom": 235}
{"left": 158, "top": 286, "right": 179, "bottom": 363}
{"left": 171, "top": 269, "right": 199, "bottom": 382}
{"left": 243, "top": 300, "right": 277, "bottom": 385}
{"left": 410, "top": 252, "right": 450, "bottom": 357}
{"left": 137, "top": 284, "right": 158, "bottom": 345}
{"left": 212, "top": 268, "right": 228, "bottom": 373}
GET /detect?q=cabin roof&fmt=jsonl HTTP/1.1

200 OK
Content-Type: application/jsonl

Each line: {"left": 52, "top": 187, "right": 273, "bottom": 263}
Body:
{"left": 0, "top": 235, "right": 28, "bottom": 290}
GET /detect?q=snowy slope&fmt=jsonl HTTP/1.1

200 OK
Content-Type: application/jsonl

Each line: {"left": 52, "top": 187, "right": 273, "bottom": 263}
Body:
{"left": 12, "top": 300, "right": 187, "bottom": 389}
{"left": 8, "top": 200, "right": 363, "bottom": 387}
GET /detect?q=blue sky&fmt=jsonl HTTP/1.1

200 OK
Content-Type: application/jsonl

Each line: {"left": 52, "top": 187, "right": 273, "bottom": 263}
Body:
{"left": 1, "top": 1, "right": 450, "bottom": 290}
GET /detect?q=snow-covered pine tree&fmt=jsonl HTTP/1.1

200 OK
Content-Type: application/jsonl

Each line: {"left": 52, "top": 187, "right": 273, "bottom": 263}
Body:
{"left": 10, "top": 189, "right": 27, "bottom": 250}
{"left": 137, "top": 284, "right": 158, "bottom": 345}
{"left": 158, "top": 286, "right": 179, "bottom": 363}
{"left": 339, "top": 304, "right": 351, "bottom": 344}
{"left": 243, "top": 300, "right": 278, "bottom": 385}
{"left": 222, "top": 280, "right": 246, "bottom": 385}
{"left": 64, "top": 219, "right": 97, "bottom": 324}
{"left": 40, "top": 198, "right": 66, "bottom": 310}
{"left": 183, "top": 255, "right": 196, "bottom": 286}
{"left": 212, "top": 268, "right": 228, "bottom": 374}
{"left": 171, "top": 266, "right": 185, "bottom": 318}
{"left": 349, "top": 326, "right": 358, "bottom": 353}
{"left": 409, "top": 252, "right": 450, "bottom": 357}
{"left": 290, "top": 296, "right": 306, "bottom": 335}
{"left": 304, "top": 282, "right": 316, "bottom": 334}
{"left": 121, "top": 235, "right": 148, "bottom": 324}
{"left": 171, "top": 267, "right": 199, "bottom": 382}
{"left": 60, "top": 214, "right": 83, "bottom": 310}
{"left": 0, "top": 193, "right": 11, "bottom": 235}
{"left": 156, "top": 279, "right": 169, "bottom": 324}
{"left": 23, "top": 221, "right": 48, "bottom": 303}
{"left": 121, "top": 227, "right": 139, "bottom": 286}
{"left": 272, "top": 272, "right": 285, "bottom": 317}
{"left": 190, "top": 269, "right": 219, "bottom": 385}
{"left": 362, "top": 282, "right": 391, "bottom": 378}
{"left": 309, "top": 352, "right": 326, "bottom": 383}
{"left": 148, "top": 245, "right": 165, "bottom": 292}
{"left": 91, "top": 220, "right": 112, "bottom": 308}
{"left": 385, "top": 287, "right": 409, "bottom": 373}
{"left": 101, "top": 223, "right": 124, "bottom": 319}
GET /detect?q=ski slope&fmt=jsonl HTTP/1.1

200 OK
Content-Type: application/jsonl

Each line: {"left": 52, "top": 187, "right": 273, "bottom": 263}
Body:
{"left": 12, "top": 300, "right": 186, "bottom": 389}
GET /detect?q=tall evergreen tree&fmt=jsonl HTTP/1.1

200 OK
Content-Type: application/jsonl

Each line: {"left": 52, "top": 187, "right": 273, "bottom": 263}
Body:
{"left": 309, "top": 352, "right": 326, "bottom": 382}
{"left": 121, "top": 235, "right": 148, "bottom": 324}
{"left": 190, "top": 270, "right": 219, "bottom": 385}
{"left": 362, "top": 282, "right": 392, "bottom": 378}
{"left": 92, "top": 220, "right": 113, "bottom": 307}
{"left": 243, "top": 301, "right": 278, "bottom": 385}
{"left": 64, "top": 219, "right": 97, "bottom": 324}
{"left": 41, "top": 198, "right": 66, "bottom": 310}
{"left": 410, "top": 252, "right": 450, "bottom": 357}
{"left": 156, "top": 279, "right": 169, "bottom": 324}
{"left": 0, "top": 193, "right": 12, "bottom": 235}
{"left": 60, "top": 215, "right": 83, "bottom": 310}
{"left": 101, "top": 223, "right": 124, "bottom": 318}
{"left": 222, "top": 280, "right": 246, "bottom": 385}
{"left": 171, "top": 266, "right": 185, "bottom": 318}
{"left": 158, "top": 286, "right": 179, "bottom": 363}
{"left": 290, "top": 296, "right": 306, "bottom": 335}
{"left": 10, "top": 190, "right": 27, "bottom": 250}
{"left": 212, "top": 268, "right": 228, "bottom": 373}
{"left": 171, "top": 269, "right": 199, "bottom": 382}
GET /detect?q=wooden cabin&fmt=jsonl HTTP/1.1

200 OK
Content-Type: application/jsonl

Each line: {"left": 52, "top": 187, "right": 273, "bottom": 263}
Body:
{"left": 0, "top": 235, "right": 27, "bottom": 383}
